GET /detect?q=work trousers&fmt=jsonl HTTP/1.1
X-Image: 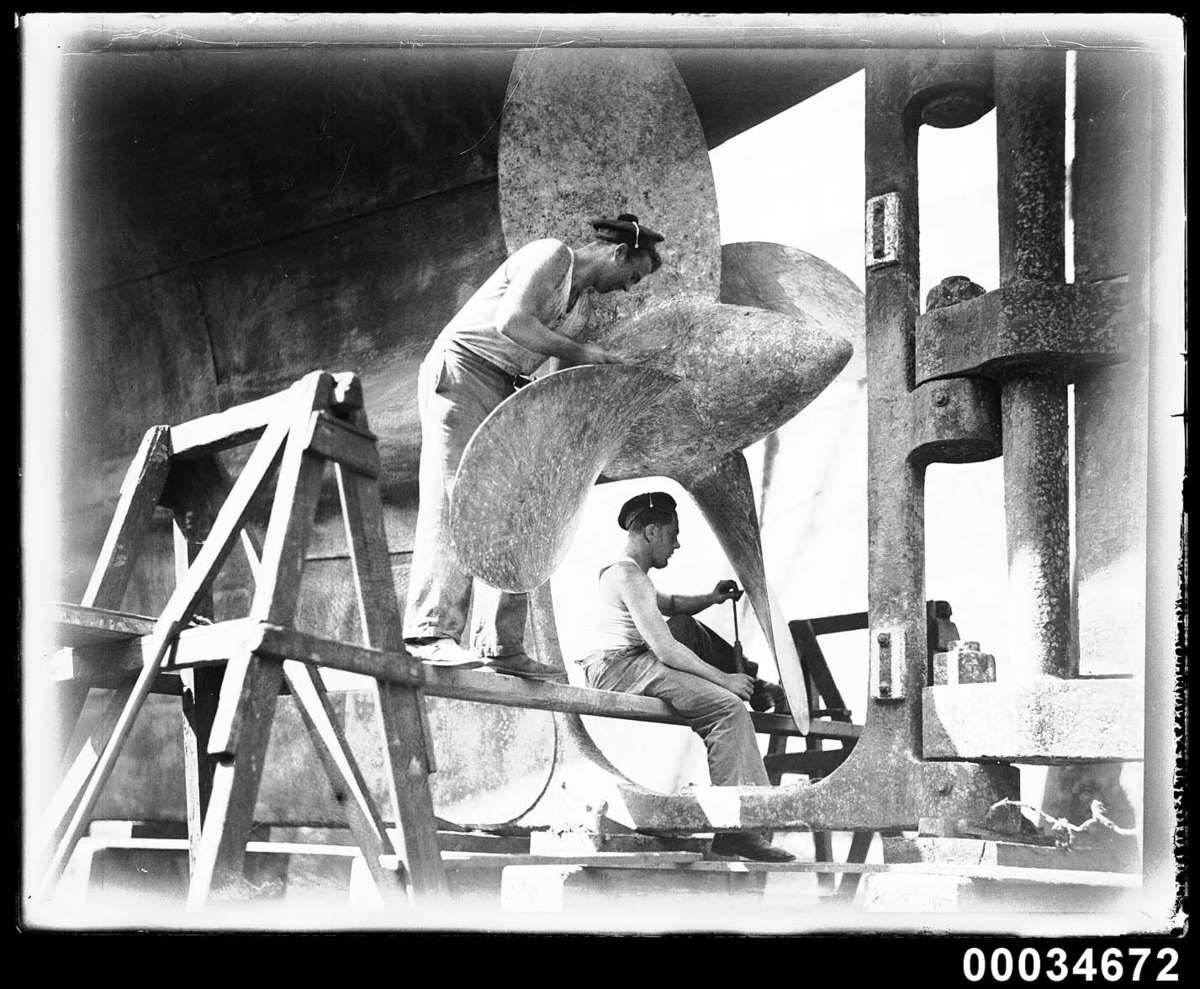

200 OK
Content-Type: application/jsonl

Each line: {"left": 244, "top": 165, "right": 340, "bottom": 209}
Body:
{"left": 579, "top": 615, "right": 770, "bottom": 787}
{"left": 402, "top": 340, "right": 529, "bottom": 656}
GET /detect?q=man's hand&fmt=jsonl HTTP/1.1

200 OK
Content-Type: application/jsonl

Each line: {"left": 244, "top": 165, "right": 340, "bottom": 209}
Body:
{"left": 580, "top": 342, "right": 633, "bottom": 365}
{"left": 712, "top": 579, "right": 743, "bottom": 604}
{"left": 723, "top": 672, "right": 756, "bottom": 701}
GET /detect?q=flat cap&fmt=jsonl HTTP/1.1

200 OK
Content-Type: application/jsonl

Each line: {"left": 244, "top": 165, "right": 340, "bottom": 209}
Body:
{"left": 617, "top": 490, "right": 677, "bottom": 530}
{"left": 590, "top": 212, "right": 664, "bottom": 250}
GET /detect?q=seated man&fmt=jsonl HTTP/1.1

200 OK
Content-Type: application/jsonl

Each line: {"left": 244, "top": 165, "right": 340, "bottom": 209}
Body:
{"left": 578, "top": 490, "right": 795, "bottom": 863}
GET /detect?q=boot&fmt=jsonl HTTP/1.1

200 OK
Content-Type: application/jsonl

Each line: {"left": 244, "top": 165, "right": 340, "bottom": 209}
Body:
{"left": 710, "top": 831, "right": 795, "bottom": 863}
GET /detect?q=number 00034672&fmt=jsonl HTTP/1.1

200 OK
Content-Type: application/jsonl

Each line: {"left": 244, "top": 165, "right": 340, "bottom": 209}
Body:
{"left": 962, "top": 946, "right": 1180, "bottom": 984}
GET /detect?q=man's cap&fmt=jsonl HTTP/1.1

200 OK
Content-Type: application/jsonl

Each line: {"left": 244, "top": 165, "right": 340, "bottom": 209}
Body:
{"left": 618, "top": 491, "right": 677, "bottom": 531}
{"left": 590, "top": 213, "right": 665, "bottom": 250}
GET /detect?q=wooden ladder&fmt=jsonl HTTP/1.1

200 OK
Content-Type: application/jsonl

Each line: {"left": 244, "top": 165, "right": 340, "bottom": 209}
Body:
{"left": 36, "top": 370, "right": 446, "bottom": 910}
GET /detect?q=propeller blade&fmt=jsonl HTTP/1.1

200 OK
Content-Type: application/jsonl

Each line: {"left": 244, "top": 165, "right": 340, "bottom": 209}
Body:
{"left": 449, "top": 364, "right": 679, "bottom": 592}
{"left": 680, "top": 451, "right": 811, "bottom": 733}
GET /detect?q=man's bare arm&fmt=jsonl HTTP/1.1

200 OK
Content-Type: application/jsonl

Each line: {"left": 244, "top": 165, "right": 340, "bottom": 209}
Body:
{"left": 495, "top": 243, "right": 627, "bottom": 366}
{"left": 611, "top": 566, "right": 753, "bottom": 700}
{"left": 657, "top": 581, "right": 743, "bottom": 616}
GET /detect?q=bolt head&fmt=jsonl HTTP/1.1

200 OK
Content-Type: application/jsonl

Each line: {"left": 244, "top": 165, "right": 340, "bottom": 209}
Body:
{"left": 877, "top": 632, "right": 891, "bottom": 647}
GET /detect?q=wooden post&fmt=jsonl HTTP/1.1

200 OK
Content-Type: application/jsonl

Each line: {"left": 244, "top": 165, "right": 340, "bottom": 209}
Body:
{"left": 46, "top": 426, "right": 173, "bottom": 794}
{"left": 282, "top": 659, "right": 407, "bottom": 904}
{"left": 44, "top": 370, "right": 444, "bottom": 914}
{"left": 40, "top": 411, "right": 292, "bottom": 896}
{"left": 836, "top": 830, "right": 876, "bottom": 899}
{"left": 186, "top": 651, "right": 285, "bottom": 907}
{"left": 336, "top": 460, "right": 447, "bottom": 902}
{"left": 187, "top": 373, "right": 332, "bottom": 906}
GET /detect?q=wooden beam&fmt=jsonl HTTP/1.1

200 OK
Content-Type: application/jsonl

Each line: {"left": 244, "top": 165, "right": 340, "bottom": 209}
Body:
{"left": 421, "top": 667, "right": 863, "bottom": 741}
{"left": 804, "top": 612, "right": 868, "bottom": 637}
{"left": 762, "top": 748, "right": 850, "bottom": 778}
{"left": 167, "top": 621, "right": 427, "bottom": 689}
{"left": 51, "top": 603, "right": 155, "bottom": 647}
{"left": 305, "top": 412, "right": 381, "bottom": 479}
{"left": 168, "top": 390, "right": 293, "bottom": 459}
{"left": 247, "top": 379, "right": 335, "bottom": 628}
{"left": 47, "top": 613, "right": 860, "bottom": 740}
{"left": 38, "top": 683, "right": 135, "bottom": 851}
{"left": 282, "top": 660, "right": 408, "bottom": 905}
{"left": 440, "top": 851, "right": 704, "bottom": 870}
{"left": 41, "top": 410, "right": 293, "bottom": 892}
{"left": 337, "top": 461, "right": 448, "bottom": 903}
{"left": 187, "top": 653, "right": 285, "bottom": 907}
{"left": 835, "top": 829, "right": 876, "bottom": 898}
{"left": 81, "top": 426, "right": 174, "bottom": 609}
{"left": 789, "top": 619, "right": 851, "bottom": 715}
{"left": 180, "top": 667, "right": 223, "bottom": 875}
{"left": 252, "top": 625, "right": 425, "bottom": 687}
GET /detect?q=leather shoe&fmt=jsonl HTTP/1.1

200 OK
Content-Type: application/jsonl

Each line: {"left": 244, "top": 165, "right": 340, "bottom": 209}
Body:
{"left": 482, "top": 652, "right": 568, "bottom": 682}
{"left": 405, "top": 638, "right": 485, "bottom": 669}
{"left": 710, "top": 831, "right": 796, "bottom": 863}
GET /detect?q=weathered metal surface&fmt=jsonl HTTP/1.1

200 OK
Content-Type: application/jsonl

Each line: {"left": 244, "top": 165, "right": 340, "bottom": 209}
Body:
{"left": 993, "top": 51, "right": 1075, "bottom": 681}
{"left": 996, "top": 51, "right": 1065, "bottom": 284}
{"left": 922, "top": 679, "right": 1144, "bottom": 764}
{"left": 910, "top": 378, "right": 1001, "bottom": 465}
{"left": 594, "top": 297, "right": 854, "bottom": 481}
{"left": 883, "top": 836, "right": 1139, "bottom": 874}
{"left": 914, "top": 280, "right": 1129, "bottom": 385}
{"left": 906, "top": 49, "right": 995, "bottom": 129}
{"left": 864, "top": 193, "right": 902, "bottom": 270}
{"left": 925, "top": 275, "right": 985, "bottom": 313}
{"left": 931, "top": 641, "right": 997, "bottom": 686}
{"left": 720, "top": 241, "right": 863, "bottom": 332}
{"left": 854, "top": 51, "right": 1019, "bottom": 825}
{"left": 498, "top": 48, "right": 721, "bottom": 333}
{"left": 62, "top": 48, "right": 514, "bottom": 293}
{"left": 448, "top": 366, "right": 680, "bottom": 592}
{"left": 1002, "top": 371, "right": 1073, "bottom": 679}
{"left": 1041, "top": 52, "right": 1156, "bottom": 871}
{"left": 1071, "top": 51, "right": 1153, "bottom": 677}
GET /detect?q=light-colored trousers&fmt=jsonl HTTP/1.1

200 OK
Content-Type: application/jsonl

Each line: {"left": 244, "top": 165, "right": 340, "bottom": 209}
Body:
{"left": 579, "top": 615, "right": 771, "bottom": 787}
{"left": 402, "top": 340, "right": 528, "bottom": 656}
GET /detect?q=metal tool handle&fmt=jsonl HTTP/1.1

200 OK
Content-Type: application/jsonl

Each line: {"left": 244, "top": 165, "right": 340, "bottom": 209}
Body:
{"left": 728, "top": 588, "right": 746, "bottom": 676}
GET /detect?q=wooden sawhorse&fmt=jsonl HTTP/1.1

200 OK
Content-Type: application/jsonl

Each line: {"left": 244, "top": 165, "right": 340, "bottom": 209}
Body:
{"left": 38, "top": 370, "right": 445, "bottom": 910}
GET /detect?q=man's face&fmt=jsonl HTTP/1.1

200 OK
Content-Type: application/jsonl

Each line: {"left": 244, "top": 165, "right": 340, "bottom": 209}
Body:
{"left": 596, "top": 246, "right": 654, "bottom": 295}
{"left": 644, "top": 516, "right": 680, "bottom": 569}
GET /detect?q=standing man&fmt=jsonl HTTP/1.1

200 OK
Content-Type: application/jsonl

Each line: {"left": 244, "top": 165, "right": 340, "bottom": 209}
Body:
{"left": 404, "top": 214, "right": 665, "bottom": 679}
{"left": 579, "top": 490, "right": 795, "bottom": 862}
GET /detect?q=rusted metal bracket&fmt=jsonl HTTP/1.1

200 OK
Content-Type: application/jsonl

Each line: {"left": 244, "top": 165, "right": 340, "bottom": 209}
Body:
{"left": 864, "top": 192, "right": 902, "bottom": 270}
{"left": 870, "top": 627, "right": 905, "bottom": 701}
{"left": 915, "top": 279, "right": 1130, "bottom": 386}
